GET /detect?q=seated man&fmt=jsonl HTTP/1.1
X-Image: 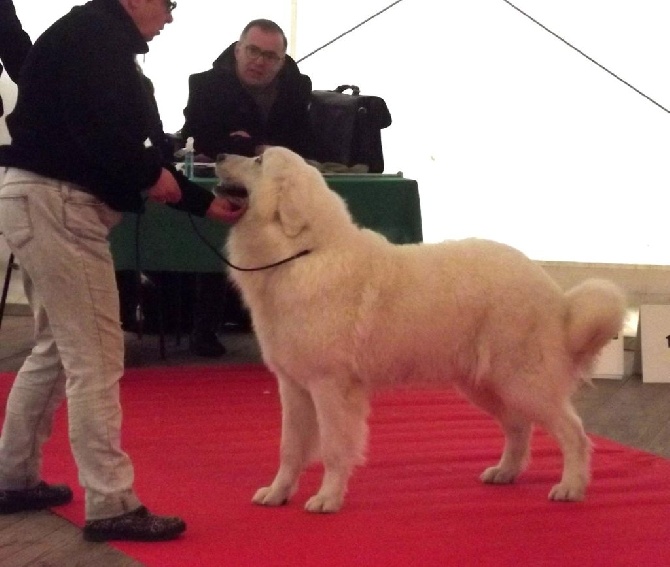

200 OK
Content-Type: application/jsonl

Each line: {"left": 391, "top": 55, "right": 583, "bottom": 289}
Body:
{"left": 182, "top": 18, "right": 315, "bottom": 160}
{"left": 181, "top": 18, "right": 316, "bottom": 356}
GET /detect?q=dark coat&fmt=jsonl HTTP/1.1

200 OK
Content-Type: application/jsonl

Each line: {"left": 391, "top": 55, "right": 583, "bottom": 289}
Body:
{"left": 0, "top": 0, "right": 212, "bottom": 215}
{"left": 0, "top": 0, "right": 32, "bottom": 115}
{"left": 181, "top": 43, "right": 317, "bottom": 160}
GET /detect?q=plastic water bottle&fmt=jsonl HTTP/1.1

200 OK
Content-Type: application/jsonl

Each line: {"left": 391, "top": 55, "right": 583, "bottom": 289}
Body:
{"left": 183, "top": 136, "right": 195, "bottom": 179}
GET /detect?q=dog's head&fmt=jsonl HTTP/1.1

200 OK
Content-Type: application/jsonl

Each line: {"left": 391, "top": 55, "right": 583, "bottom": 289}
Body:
{"left": 215, "top": 146, "right": 348, "bottom": 238}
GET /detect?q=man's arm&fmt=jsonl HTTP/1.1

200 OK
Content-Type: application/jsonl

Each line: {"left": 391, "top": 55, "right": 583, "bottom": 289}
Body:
{"left": 0, "top": 0, "right": 32, "bottom": 82}
{"left": 59, "top": 26, "right": 163, "bottom": 194}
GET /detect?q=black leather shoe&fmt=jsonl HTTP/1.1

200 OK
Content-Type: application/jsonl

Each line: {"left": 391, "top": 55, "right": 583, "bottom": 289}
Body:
{"left": 0, "top": 481, "right": 73, "bottom": 514}
{"left": 191, "top": 331, "right": 226, "bottom": 357}
{"left": 83, "top": 506, "right": 186, "bottom": 542}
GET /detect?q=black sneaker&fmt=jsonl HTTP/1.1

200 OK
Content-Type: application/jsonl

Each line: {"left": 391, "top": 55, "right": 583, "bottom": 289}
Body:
{"left": 191, "top": 331, "right": 226, "bottom": 357}
{"left": 0, "top": 481, "right": 73, "bottom": 514}
{"left": 83, "top": 506, "right": 186, "bottom": 542}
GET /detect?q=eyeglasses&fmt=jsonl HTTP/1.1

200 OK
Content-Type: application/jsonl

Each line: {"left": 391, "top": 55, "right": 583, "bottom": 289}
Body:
{"left": 244, "top": 44, "right": 283, "bottom": 65}
{"left": 164, "top": 0, "right": 177, "bottom": 13}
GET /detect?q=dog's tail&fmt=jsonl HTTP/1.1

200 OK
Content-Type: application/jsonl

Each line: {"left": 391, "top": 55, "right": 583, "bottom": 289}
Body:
{"left": 564, "top": 279, "right": 627, "bottom": 376}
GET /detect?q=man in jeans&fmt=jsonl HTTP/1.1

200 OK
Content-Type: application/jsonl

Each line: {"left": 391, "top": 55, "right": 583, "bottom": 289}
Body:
{"left": 0, "top": 0, "right": 244, "bottom": 542}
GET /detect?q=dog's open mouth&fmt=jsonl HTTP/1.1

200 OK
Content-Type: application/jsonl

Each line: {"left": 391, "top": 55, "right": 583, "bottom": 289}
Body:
{"left": 214, "top": 183, "right": 248, "bottom": 212}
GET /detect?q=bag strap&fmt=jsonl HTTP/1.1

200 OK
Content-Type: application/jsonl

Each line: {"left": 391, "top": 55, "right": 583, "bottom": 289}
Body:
{"left": 335, "top": 84, "right": 360, "bottom": 96}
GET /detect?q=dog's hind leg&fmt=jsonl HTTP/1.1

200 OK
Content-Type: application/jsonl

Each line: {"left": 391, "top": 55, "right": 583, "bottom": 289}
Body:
{"left": 543, "top": 402, "right": 591, "bottom": 502}
{"left": 462, "top": 387, "right": 533, "bottom": 485}
{"left": 252, "top": 376, "right": 319, "bottom": 507}
{"left": 480, "top": 415, "right": 533, "bottom": 485}
{"left": 304, "top": 376, "right": 370, "bottom": 513}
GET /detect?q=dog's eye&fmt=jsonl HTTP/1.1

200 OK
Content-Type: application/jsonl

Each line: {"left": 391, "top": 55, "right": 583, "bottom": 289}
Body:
{"left": 255, "top": 155, "right": 263, "bottom": 165}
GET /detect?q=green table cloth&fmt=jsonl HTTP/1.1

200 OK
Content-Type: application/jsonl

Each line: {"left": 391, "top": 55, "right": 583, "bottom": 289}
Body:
{"left": 110, "top": 174, "right": 422, "bottom": 272}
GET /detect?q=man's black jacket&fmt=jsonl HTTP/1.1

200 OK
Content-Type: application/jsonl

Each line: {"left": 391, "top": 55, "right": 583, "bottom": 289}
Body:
{"left": 181, "top": 42, "right": 317, "bottom": 161}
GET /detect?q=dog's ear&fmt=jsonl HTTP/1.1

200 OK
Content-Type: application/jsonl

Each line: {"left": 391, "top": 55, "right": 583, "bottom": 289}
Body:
{"left": 277, "top": 176, "right": 309, "bottom": 237}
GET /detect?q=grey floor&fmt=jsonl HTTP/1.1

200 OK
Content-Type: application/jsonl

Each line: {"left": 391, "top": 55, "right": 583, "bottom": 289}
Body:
{"left": 0, "top": 312, "right": 669, "bottom": 566}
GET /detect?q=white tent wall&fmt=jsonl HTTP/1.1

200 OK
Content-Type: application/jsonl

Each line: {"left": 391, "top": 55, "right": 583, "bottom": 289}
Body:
{"left": 296, "top": 0, "right": 670, "bottom": 264}
{"left": 1, "top": 0, "right": 669, "bottom": 309}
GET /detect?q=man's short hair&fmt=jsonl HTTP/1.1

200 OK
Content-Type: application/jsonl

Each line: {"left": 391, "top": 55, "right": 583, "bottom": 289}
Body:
{"left": 240, "top": 19, "right": 288, "bottom": 51}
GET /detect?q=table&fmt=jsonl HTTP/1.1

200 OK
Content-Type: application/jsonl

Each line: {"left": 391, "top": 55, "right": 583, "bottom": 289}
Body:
{"left": 110, "top": 174, "right": 422, "bottom": 272}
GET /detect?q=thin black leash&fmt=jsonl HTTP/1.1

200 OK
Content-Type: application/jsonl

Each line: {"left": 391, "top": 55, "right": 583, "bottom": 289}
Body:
{"left": 130, "top": 205, "right": 309, "bottom": 274}
{"left": 501, "top": 0, "right": 670, "bottom": 115}
{"left": 187, "top": 213, "right": 311, "bottom": 272}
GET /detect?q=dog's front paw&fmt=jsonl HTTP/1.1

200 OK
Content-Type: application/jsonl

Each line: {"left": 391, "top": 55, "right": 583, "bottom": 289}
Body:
{"left": 480, "top": 466, "right": 518, "bottom": 485}
{"left": 548, "top": 482, "right": 585, "bottom": 502}
{"left": 304, "top": 493, "right": 343, "bottom": 513}
{"left": 252, "top": 486, "right": 291, "bottom": 507}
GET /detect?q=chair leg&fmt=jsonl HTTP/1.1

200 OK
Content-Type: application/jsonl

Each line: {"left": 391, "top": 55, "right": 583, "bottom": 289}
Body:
{"left": 158, "top": 299, "right": 166, "bottom": 360}
{"left": 153, "top": 274, "right": 166, "bottom": 360}
{"left": 134, "top": 270, "right": 144, "bottom": 341}
{"left": 135, "top": 272, "right": 166, "bottom": 360}
{"left": 174, "top": 274, "right": 183, "bottom": 347}
{"left": 0, "top": 253, "right": 16, "bottom": 331}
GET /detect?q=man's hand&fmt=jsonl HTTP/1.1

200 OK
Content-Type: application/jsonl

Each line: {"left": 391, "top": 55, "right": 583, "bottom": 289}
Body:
{"left": 147, "top": 168, "right": 182, "bottom": 204}
{"left": 205, "top": 196, "right": 247, "bottom": 223}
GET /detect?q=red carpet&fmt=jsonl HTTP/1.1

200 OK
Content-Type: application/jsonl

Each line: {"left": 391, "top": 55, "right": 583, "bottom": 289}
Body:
{"left": 1, "top": 365, "right": 670, "bottom": 566}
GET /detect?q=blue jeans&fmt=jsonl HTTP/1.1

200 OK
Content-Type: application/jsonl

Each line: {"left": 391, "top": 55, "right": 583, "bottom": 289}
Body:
{"left": 0, "top": 168, "right": 141, "bottom": 520}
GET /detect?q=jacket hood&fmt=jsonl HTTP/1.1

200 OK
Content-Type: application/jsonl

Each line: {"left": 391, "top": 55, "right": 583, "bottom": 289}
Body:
{"left": 211, "top": 42, "right": 303, "bottom": 81}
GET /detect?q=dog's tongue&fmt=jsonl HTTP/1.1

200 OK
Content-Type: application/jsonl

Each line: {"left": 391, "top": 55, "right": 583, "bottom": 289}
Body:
{"left": 215, "top": 184, "right": 248, "bottom": 218}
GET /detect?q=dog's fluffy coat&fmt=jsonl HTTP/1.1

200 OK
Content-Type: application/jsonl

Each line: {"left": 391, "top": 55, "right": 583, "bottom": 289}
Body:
{"left": 216, "top": 147, "right": 626, "bottom": 513}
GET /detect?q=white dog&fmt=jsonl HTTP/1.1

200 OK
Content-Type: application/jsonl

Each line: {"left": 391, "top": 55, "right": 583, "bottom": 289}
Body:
{"left": 216, "top": 147, "right": 626, "bottom": 513}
